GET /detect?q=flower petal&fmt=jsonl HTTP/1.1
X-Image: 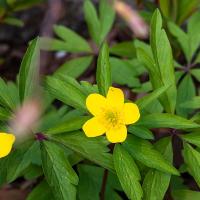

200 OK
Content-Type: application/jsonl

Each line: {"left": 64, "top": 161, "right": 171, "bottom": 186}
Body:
{"left": 107, "top": 87, "right": 124, "bottom": 107}
{"left": 106, "top": 125, "right": 127, "bottom": 143}
{"left": 83, "top": 117, "right": 106, "bottom": 137}
{"left": 86, "top": 93, "right": 107, "bottom": 116}
{"left": 0, "top": 133, "right": 15, "bottom": 158}
{"left": 123, "top": 103, "right": 140, "bottom": 125}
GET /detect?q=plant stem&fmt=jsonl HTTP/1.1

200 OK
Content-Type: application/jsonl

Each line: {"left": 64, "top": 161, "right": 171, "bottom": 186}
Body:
{"left": 100, "top": 169, "right": 108, "bottom": 200}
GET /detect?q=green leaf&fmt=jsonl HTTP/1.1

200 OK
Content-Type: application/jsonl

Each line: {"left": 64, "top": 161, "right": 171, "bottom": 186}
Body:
{"left": 172, "top": 189, "right": 200, "bottom": 200}
{"left": 52, "top": 131, "right": 114, "bottom": 172}
{"left": 128, "top": 125, "right": 154, "bottom": 140}
{"left": 142, "top": 137, "right": 173, "bottom": 200}
{"left": 133, "top": 82, "right": 152, "bottom": 94}
{"left": 110, "top": 57, "right": 141, "bottom": 88}
{"left": 53, "top": 25, "right": 91, "bottom": 53}
{"left": 24, "top": 165, "right": 43, "bottom": 180}
{"left": 41, "top": 141, "right": 78, "bottom": 200}
{"left": 159, "top": 0, "right": 170, "bottom": 18}
{"left": 12, "top": 0, "right": 45, "bottom": 11}
{"left": 0, "top": 140, "right": 41, "bottom": 185}
{"left": 181, "top": 96, "right": 200, "bottom": 109}
{"left": 137, "top": 113, "right": 200, "bottom": 129}
{"left": 7, "top": 141, "right": 41, "bottom": 182}
{"left": 123, "top": 135, "right": 179, "bottom": 175}
{"left": 191, "top": 69, "right": 200, "bottom": 82}
{"left": 0, "top": 78, "right": 19, "bottom": 110}
{"left": 27, "top": 180, "right": 55, "bottom": 200}
{"left": 99, "top": 0, "right": 115, "bottom": 43}
{"left": 168, "top": 22, "right": 190, "bottom": 62}
{"left": 45, "top": 75, "right": 87, "bottom": 111}
{"left": 181, "top": 132, "right": 200, "bottom": 148}
{"left": 188, "top": 11, "right": 200, "bottom": 59}
{"left": 46, "top": 116, "right": 90, "bottom": 135}
{"left": 55, "top": 56, "right": 93, "bottom": 78}
{"left": 3, "top": 17, "right": 24, "bottom": 27}
{"left": 39, "top": 37, "right": 75, "bottom": 51}
{"left": 136, "top": 85, "right": 170, "bottom": 110}
{"left": 84, "top": 0, "right": 101, "bottom": 45}
{"left": 96, "top": 43, "right": 111, "bottom": 95}
{"left": 78, "top": 164, "right": 122, "bottom": 200}
{"left": 110, "top": 41, "right": 136, "bottom": 58}
{"left": 176, "top": 75, "right": 195, "bottom": 117}
{"left": 113, "top": 144, "right": 143, "bottom": 200}
{"left": 182, "top": 143, "right": 200, "bottom": 187}
{"left": 18, "top": 38, "right": 40, "bottom": 102}
{"left": 150, "top": 9, "right": 177, "bottom": 113}
{"left": 80, "top": 81, "right": 98, "bottom": 95}
{"left": 0, "top": 107, "right": 10, "bottom": 121}
{"left": 176, "top": 0, "right": 199, "bottom": 24}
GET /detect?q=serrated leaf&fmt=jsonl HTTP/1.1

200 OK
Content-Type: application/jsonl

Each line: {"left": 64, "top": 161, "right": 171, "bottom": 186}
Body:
{"left": 7, "top": 141, "right": 41, "bottom": 182}
{"left": 142, "top": 137, "right": 173, "bottom": 200}
{"left": 123, "top": 135, "right": 179, "bottom": 175}
{"left": 39, "top": 37, "right": 74, "bottom": 51}
{"left": 96, "top": 43, "right": 111, "bottom": 95}
{"left": 41, "top": 141, "right": 78, "bottom": 200}
{"left": 0, "top": 78, "right": 19, "bottom": 110}
{"left": 150, "top": 9, "right": 176, "bottom": 114}
{"left": 53, "top": 25, "right": 91, "bottom": 53}
{"left": 110, "top": 57, "right": 141, "bottom": 88}
{"left": 52, "top": 131, "right": 114, "bottom": 172}
{"left": 18, "top": 38, "right": 39, "bottom": 102}
{"left": 55, "top": 56, "right": 93, "bottom": 78}
{"left": 113, "top": 144, "right": 143, "bottom": 200}
{"left": 45, "top": 75, "right": 87, "bottom": 111}
{"left": 137, "top": 113, "right": 200, "bottom": 129}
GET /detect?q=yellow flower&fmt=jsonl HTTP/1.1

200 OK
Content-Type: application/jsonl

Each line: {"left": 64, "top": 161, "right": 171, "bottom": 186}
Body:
{"left": 83, "top": 87, "right": 140, "bottom": 143}
{"left": 0, "top": 133, "right": 15, "bottom": 158}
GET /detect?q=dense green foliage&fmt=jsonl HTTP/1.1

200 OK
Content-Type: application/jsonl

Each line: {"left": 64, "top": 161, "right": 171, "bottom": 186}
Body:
{"left": 0, "top": 0, "right": 200, "bottom": 199}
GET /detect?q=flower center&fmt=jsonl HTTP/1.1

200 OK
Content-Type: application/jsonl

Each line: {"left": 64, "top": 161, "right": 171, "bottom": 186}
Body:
{"left": 100, "top": 108, "right": 124, "bottom": 130}
{"left": 105, "top": 111, "right": 119, "bottom": 126}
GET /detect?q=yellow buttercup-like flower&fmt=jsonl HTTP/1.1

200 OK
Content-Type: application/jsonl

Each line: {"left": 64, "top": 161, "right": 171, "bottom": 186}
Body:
{"left": 83, "top": 87, "right": 140, "bottom": 143}
{"left": 0, "top": 133, "right": 15, "bottom": 158}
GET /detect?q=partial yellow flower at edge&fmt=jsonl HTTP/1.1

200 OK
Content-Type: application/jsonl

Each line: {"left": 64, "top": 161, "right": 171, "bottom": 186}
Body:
{"left": 82, "top": 87, "right": 140, "bottom": 143}
{"left": 0, "top": 133, "right": 15, "bottom": 158}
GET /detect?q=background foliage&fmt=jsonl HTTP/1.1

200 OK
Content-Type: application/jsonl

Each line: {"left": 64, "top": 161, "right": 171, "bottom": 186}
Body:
{"left": 0, "top": 0, "right": 200, "bottom": 199}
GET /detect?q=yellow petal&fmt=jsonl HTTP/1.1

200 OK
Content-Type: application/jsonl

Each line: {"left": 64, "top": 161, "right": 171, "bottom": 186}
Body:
{"left": 86, "top": 93, "right": 107, "bottom": 116}
{"left": 123, "top": 103, "right": 140, "bottom": 125}
{"left": 0, "top": 133, "right": 15, "bottom": 158}
{"left": 107, "top": 87, "right": 124, "bottom": 107}
{"left": 106, "top": 125, "right": 127, "bottom": 143}
{"left": 83, "top": 117, "right": 106, "bottom": 137}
